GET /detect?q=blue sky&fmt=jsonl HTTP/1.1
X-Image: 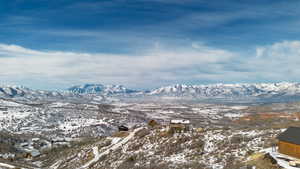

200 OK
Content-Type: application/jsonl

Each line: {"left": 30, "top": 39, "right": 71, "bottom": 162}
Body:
{"left": 1, "top": 0, "right": 300, "bottom": 90}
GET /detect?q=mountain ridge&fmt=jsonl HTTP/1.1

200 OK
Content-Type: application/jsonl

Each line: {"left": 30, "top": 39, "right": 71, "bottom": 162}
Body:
{"left": 2, "top": 82, "right": 300, "bottom": 103}
{"left": 68, "top": 83, "right": 139, "bottom": 95}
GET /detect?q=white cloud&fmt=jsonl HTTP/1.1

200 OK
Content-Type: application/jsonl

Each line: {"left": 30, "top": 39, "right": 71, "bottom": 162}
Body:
{"left": 245, "top": 41, "right": 300, "bottom": 81}
{"left": 255, "top": 41, "right": 300, "bottom": 60}
{"left": 0, "top": 43, "right": 235, "bottom": 89}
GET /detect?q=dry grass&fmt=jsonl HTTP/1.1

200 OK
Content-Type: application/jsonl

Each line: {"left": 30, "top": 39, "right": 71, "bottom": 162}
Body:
{"left": 134, "top": 128, "right": 150, "bottom": 138}
{"left": 245, "top": 153, "right": 281, "bottom": 169}
{"left": 113, "top": 131, "right": 130, "bottom": 138}
{"left": 158, "top": 131, "right": 172, "bottom": 137}
{"left": 85, "top": 150, "right": 95, "bottom": 161}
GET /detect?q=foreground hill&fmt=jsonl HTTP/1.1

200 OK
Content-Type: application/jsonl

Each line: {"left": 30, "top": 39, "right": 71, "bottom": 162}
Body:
{"left": 45, "top": 125, "right": 283, "bottom": 169}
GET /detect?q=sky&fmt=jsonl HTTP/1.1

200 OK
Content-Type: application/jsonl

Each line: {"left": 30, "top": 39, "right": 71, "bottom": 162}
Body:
{"left": 1, "top": 0, "right": 300, "bottom": 90}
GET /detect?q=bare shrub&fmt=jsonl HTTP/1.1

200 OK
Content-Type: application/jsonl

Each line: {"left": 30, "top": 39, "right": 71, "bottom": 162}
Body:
{"left": 135, "top": 128, "right": 150, "bottom": 138}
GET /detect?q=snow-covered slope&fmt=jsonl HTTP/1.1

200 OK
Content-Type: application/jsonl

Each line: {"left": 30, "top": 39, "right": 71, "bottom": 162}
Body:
{"left": 68, "top": 84, "right": 138, "bottom": 95}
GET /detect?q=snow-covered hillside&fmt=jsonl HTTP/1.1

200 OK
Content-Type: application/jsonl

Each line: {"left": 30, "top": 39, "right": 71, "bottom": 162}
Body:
{"left": 0, "top": 97, "right": 297, "bottom": 168}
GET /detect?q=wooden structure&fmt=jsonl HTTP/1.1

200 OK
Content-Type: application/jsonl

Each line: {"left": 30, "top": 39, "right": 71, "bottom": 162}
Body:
{"left": 169, "top": 119, "right": 190, "bottom": 133}
{"left": 277, "top": 127, "right": 300, "bottom": 159}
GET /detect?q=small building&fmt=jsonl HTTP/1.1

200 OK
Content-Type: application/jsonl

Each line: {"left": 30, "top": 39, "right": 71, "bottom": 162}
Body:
{"left": 169, "top": 119, "right": 191, "bottom": 133}
{"left": 23, "top": 150, "right": 41, "bottom": 159}
{"left": 118, "top": 125, "right": 129, "bottom": 132}
{"left": 277, "top": 127, "right": 300, "bottom": 159}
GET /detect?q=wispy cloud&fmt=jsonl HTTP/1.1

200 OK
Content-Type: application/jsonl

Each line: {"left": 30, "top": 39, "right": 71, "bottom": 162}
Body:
{"left": 250, "top": 41, "right": 300, "bottom": 79}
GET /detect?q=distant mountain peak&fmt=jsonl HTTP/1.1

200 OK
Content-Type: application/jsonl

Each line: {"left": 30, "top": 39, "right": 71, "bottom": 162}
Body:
{"left": 67, "top": 83, "right": 138, "bottom": 95}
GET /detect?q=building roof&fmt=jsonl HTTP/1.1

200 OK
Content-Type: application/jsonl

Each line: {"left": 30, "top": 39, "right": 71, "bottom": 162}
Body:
{"left": 277, "top": 127, "right": 300, "bottom": 145}
{"left": 170, "top": 119, "right": 190, "bottom": 124}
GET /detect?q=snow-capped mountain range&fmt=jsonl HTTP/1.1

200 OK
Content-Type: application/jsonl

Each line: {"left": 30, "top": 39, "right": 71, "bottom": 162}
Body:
{"left": 0, "top": 85, "right": 65, "bottom": 99}
{"left": 68, "top": 84, "right": 138, "bottom": 95}
{"left": 2, "top": 82, "right": 300, "bottom": 102}
{"left": 149, "top": 82, "right": 300, "bottom": 98}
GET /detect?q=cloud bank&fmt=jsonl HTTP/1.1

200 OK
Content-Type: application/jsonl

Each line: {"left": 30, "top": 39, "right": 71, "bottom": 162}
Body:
{"left": 0, "top": 41, "right": 299, "bottom": 89}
